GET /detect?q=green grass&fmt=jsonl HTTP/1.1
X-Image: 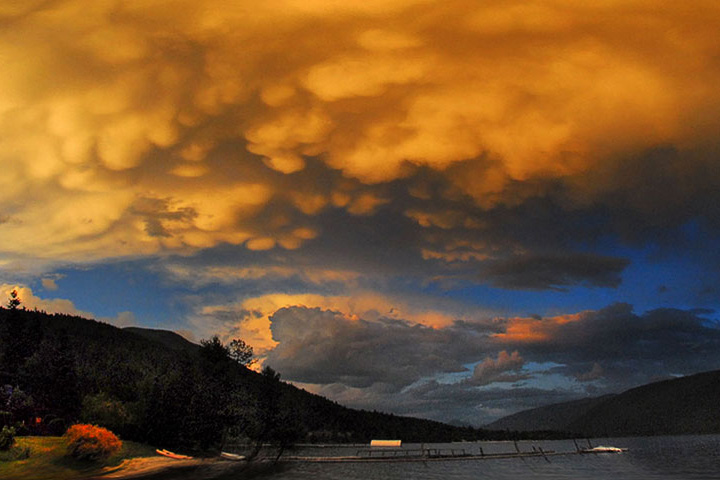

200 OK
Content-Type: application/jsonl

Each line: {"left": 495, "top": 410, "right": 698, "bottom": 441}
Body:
{"left": 0, "top": 436, "right": 157, "bottom": 480}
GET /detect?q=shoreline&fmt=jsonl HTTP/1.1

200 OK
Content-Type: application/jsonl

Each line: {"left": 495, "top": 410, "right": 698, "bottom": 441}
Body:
{"left": 92, "top": 456, "right": 283, "bottom": 480}
{"left": 0, "top": 437, "right": 278, "bottom": 480}
{"left": 94, "top": 457, "right": 210, "bottom": 479}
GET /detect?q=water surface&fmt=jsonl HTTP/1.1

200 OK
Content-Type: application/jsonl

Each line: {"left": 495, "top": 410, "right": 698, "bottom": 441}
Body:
{"left": 240, "top": 435, "right": 720, "bottom": 480}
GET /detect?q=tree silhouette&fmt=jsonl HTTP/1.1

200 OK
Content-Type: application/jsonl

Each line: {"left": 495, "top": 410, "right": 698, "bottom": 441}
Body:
{"left": 228, "top": 338, "right": 255, "bottom": 367}
{"left": 199, "top": 335, "right": 229, "bottom": 364}
{"left": 6, "top": 290, "right": 21, "bottom": 310}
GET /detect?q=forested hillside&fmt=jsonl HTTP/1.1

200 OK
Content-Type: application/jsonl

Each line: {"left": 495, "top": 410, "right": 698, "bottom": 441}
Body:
{"left": 487, "top": 370, "right": 720, "bottom": 437}
{"left": 0, "top": 306, "right": 504, "bottom": 450}
{"left": 486, "top": 395, "right": 614, "bottom": 432}
{"left": 566, "top": 370, "right": 720, "bottom": 437}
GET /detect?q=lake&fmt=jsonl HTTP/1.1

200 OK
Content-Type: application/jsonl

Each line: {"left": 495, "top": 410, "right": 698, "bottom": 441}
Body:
{"left": 227, "top": 435, "right": 720, "bottom": 480}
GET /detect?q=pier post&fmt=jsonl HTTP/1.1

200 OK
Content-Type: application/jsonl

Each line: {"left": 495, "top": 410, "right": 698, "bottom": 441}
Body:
{"left": 539, "top": 447, "right": 550, "bottom": 463}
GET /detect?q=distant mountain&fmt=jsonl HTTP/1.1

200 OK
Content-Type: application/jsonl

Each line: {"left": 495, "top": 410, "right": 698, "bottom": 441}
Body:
{"left": 123, "top": 326, "right": 197, "bottom": 353}
{"left": 486, "top": 395, "right": 614, "bottom": 432}
{"left": 567, "top": 370, "right": 720, "bottom": 437}
{"left": 487, "top": 370, "right": 720, "bottom": 437}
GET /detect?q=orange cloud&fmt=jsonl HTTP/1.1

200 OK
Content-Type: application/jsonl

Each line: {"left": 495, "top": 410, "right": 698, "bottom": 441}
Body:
{"left": 189, "top": 289, "right": 491, "bottom": 354}
{"left": 494, "top": 312, "right": 583, "bottom": 343}
{"left": 2, "top": 0, "right": 720, "bottom": 269}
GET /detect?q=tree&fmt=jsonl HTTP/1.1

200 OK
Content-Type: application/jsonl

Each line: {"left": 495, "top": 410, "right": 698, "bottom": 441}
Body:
{"left": 6, "top": 290, "right": 21, "bottom": 310}
{"left": 22, "top": 331, "right": 80, "bottom": 420}
{"left": 228, "top": 339, "right": 255, "bottom": 367}
{"left": 199, "top": 336, "right": 229, "bottom": 364}
{"left": 262, "top": 365, "right": 280, "bottom": 381}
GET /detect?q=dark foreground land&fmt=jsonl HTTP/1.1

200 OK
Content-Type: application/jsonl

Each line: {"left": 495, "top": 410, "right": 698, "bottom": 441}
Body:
{"left": 0, "top": 436, "right": 288, "bottom": 480}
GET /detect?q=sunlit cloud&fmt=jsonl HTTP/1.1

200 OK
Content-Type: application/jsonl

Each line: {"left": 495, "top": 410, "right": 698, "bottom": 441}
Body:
{"left": 1, "top": 0, "right": 720, "bottom": 270}
{"left": 469, "top": 350, "right": 527, "bottom": 386}
{"left": 187, "top": 290, "right": 491, "bottom": 353}
{"left": 2, "top": 0, "right": 720, "bottom": 425}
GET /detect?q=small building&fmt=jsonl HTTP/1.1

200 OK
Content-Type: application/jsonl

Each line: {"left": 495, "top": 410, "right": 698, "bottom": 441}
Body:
{"left": 370, "top": 439, "right": 402, "bottom": 447}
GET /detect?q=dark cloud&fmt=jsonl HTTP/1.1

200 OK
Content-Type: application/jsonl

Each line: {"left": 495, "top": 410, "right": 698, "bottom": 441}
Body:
{"left": 574, "top": 146, "right": 720, "bottom": 243}
{"left": 4, "top": 0, "right": 720, "bottom": 428}
{"left": 130, "top": 196, "right": 198, "bottom": 238}
{"left": 468, "top": 350, "right": 528, "bottom": 386}
{"left": 312, "top": 378, "right": 582, "bottom": 426}
{"left": 265, "top": 306, "right": 492, "bottom": 390}
{"left": 500, "top": 303, "right": 720, "bottom": 391}
{"left": 482, "top": 253, "right": 630, "bottom": 291}
{"left": 262, "top": 302, "right": 720, "bottom": 424}
{"left": 574, "top": 363, "right": 604, "bottom": 382}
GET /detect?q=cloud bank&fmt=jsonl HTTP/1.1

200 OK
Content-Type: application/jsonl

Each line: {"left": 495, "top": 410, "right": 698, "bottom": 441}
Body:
{"left": 1, "top": 0, "right": 720, "bottom": 277}
{"left": 2, "top": 0, "right": 720, "bottom": 425}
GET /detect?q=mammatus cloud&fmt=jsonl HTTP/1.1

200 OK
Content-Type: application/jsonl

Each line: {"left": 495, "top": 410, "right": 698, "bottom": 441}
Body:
{"left": 3, "top": 0, "right": 720, "bottom": 426}
{"left": 1, "top": 0, "right": 720, "bottom": 281}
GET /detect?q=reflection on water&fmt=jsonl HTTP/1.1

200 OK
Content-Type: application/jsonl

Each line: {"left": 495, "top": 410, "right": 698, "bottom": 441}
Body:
{"left": 213, "top": 435, "right": 720, "bottom": 480}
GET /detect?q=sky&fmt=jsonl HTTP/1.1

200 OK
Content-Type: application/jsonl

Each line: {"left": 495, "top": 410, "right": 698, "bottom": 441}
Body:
{"left": 2, "top": 0, "right": 720, "bottom": 426}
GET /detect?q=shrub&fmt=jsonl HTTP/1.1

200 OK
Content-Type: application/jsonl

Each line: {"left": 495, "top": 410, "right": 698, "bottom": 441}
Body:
{"left": 0, "top": 425, "right": 15, "bottom": 451}
{"left": 64, "top": 424, "right": 122, "bottom": 461}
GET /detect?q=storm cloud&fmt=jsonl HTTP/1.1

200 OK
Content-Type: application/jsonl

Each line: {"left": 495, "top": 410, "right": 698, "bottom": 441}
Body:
{"left": 255, "top": 302, "right": 720, "bottom": 424}
{"left": 2, "top": 0, "right": 720, "bottom": 271}
{"left": 264, "top": 306, "right": 490, "bottom": 389}
{"left": 2, "top": 0, "right": 720, "bottom": 426}
{"left": 483, "top": 253, "right": 630, "bottom": 291}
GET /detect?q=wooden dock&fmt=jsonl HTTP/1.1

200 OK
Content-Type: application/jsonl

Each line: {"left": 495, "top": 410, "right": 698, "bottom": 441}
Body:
{"left": 224, "top": 439, "right": 627, "bottom": 464}
{"left": 281, "top": 446, "right": 617, "bottom": 463}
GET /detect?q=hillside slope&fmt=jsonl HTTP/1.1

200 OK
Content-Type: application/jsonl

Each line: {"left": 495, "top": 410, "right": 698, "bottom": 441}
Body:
{"left": 486, "top": 395, "right": 613, "bottom": 432}
{"left": 567, "top": 370, "right": 720, "bottom": 437}
{"left": 123, "top": 326, "right": 198, "bottom": 353}
{"left": 486, "top": 370, "right": 720, "bottom": 437}
{"left": 0, "top": 307, "right": 494, "bottom": 446}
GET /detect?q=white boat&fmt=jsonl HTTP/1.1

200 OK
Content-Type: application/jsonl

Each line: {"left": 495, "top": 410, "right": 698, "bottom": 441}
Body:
{"left": 220, "top": 451, "right": 246, "bottom": 461}
{"left": 583, "top": 445, "right": 628, "bottom": 453}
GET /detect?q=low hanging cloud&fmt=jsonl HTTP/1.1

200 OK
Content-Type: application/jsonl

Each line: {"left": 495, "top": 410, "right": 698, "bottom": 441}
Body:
{"left": 3, "top": 0, "right": 720, "bottom": 424}
{"left": 575, "top": 363, "right": 604, "bottom": 382}
{"left": 469, "top": 350, "right": 528, "bottom": 386}
{"left": 186, "top": 288, "right": 500, "bottom": 353}
{"left": 263, "top": 306, "right": 493, "bottom": 390}
{"left": 241, "top": 300, "right": 720, "bottom": 423}
{"left": 495, "top": 303, "right": 720, "bottom": 386}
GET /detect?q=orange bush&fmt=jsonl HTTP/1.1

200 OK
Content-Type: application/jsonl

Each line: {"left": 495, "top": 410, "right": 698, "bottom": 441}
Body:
{"left": 64, "top": 424, "right": 122, "bottom": 461}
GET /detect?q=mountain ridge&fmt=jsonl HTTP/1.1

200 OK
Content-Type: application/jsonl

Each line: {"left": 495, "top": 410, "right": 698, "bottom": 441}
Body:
{"left": 486, "top": 370, "right": 720, "bottom": 437}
